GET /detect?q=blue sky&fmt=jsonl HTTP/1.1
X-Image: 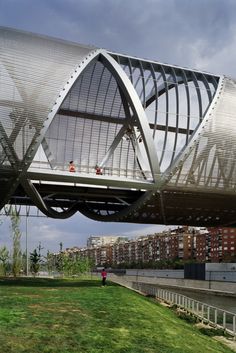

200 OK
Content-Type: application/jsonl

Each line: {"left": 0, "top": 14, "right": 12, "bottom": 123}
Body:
{"left": 1, "top": 0, "right": 236, "bottom": 254}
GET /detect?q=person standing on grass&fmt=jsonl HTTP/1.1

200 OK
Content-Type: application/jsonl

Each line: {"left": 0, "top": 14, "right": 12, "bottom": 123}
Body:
{"left": 101, "top": 268, "right": 107, "bottom": 286}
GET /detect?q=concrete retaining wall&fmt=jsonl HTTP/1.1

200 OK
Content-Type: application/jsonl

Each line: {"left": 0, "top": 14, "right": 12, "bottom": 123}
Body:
{"left": 205, "top": 271, "right": 236, "bottom": 282}
{"left": 126, "top": 269, "right": 184, "bottom": 278}
{"left": 122, "top": 274, "right": 236, "bottom": 294}
{"left": 206, "top": 263, "right": 236, "bottom": 271}
{"left": 126, "top": 267, "right": 236, "bottom": 283}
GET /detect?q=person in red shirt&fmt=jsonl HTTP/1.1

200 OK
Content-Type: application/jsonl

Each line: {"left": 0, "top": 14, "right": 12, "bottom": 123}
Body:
{"left": 69, "top": 161, "right": 76, "bottom": 172}
{"left": 95, "top": 165, "right": 103, "bottom": 175}
{"left": 101, "top": 268, "right": 107, "bottom": 286}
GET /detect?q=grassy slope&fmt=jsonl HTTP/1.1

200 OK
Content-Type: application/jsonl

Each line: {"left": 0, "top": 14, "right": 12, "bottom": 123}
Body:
{"left": 0, "top": 277, "right": 233, "bottom": 353}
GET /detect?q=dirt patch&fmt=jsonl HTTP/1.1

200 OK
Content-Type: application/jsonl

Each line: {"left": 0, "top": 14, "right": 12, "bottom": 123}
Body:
{"left": 158, "top": 299, "right": 171, "bottom": 307}
{"left": 195, "top": 322, "right": 207, "bottom": 328}
{"left": 214, "top": 336, "right": 236, "bottom": 352}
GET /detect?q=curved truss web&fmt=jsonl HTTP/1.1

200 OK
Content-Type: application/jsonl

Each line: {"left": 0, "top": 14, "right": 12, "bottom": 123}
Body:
{"left": 0, "top": 26, "right": 96, "bottom": 217}
{"left": 1, "top": 27, "right": 236, "bottom": 226}
{"left": 43, "top": 52, "right": 219, "bottom": 180}
{"left": 44, "top": 59, "right": 143, "bottom": 179}
{"left": 111, "top": 53, "right": 218, "bottom": 173}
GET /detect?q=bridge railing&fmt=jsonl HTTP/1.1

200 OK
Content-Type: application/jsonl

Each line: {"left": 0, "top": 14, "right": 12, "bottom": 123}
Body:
{"left": 132, "top": 282, "right": 236, "bottom": 338}
{"left": 27, "top": 160, "right": 236, "bottom": 188}
{"left": 29, "top": 160, "right": 153, "bottom": 180}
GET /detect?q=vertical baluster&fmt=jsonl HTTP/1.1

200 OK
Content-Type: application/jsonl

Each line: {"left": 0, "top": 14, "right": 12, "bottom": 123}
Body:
{"left": 215, "top": 309, "right": 218, "bottom": 326}
{"left": 207, "top": 306, "right": 210, "bottom": 322}
{"left": 223, "top": 312, "right": 226, "bottom": 329}
{"left": 233, "top": 316, "right": 236, "bottom": 341}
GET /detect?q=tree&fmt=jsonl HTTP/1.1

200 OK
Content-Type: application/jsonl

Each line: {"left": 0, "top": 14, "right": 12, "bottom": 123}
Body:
{"left": 55, "top": 252, "right": 93, "bottom": 277}
{"left": 45, "top": 250, "right": 56, "bottom": 275}
{"left": 55, "top": 252, "right": 64, "bottom": 274}
{"left": 10, "top": 210, "right": 22, "bottom": 277}
{"left": 30, "top": 249, "right": 41, "bottom": 276}
{"left": 0, "top": 246, "right": 10, "bottom": 276}
{"left": 21, "top": 251, "right": 28, "bottom": 275}
{"left": 76, "top": 256, "right": 93, "bottom": 274}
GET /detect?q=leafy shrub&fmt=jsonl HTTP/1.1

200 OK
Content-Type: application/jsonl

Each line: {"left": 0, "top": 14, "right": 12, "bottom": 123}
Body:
{"left": 199, "top": 327, "right": 229, "bottom": 337}
{"left": 177, "top": 311, "right": 198, "bottom": 324}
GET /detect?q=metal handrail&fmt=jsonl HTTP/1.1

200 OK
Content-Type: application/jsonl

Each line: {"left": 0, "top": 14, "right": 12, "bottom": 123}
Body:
{"left": 28, "top": 160, "right": 236, "bottom": 188}
{"left": 132, "top": 282, "right": 236, "bottom": 338}
{"left": 29, "top": 160, "right": 153, "bottom": 180}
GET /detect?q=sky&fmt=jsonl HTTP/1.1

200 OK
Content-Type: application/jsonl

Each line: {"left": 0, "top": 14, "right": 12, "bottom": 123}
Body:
{"left": 1, "top": 0, "right": 236, "bottom": 255}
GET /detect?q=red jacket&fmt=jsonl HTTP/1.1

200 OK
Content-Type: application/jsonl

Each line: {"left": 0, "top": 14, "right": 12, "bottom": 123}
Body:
{"left": 101, "top": 270, "right": 107, "bottom": 278}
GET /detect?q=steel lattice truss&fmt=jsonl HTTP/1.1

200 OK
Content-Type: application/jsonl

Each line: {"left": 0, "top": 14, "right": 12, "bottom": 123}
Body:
{"left": 1, "top": 27, "right": 236, "bottom": 226}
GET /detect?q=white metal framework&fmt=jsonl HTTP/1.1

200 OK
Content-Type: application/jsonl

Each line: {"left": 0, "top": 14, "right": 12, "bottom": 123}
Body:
{"left": 1, "top": 27, "right": 236, "bottom": 226}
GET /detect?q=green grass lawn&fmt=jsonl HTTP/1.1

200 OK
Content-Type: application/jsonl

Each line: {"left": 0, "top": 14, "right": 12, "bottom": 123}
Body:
{"left": 0, "top": 277, "right": 233, "bottom": 353}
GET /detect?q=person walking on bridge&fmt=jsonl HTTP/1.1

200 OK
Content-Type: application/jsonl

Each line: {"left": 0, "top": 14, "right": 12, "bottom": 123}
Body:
{"left": 69, "top": 161, "right": 76, "bottom": 172}
{"left": 95, "top": 165, "right": 103, "bottom": 175}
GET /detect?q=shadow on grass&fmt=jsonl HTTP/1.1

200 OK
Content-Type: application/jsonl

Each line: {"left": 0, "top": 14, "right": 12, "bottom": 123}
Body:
{"left": 0, "top": 277, "right": 119, "bottom": 288}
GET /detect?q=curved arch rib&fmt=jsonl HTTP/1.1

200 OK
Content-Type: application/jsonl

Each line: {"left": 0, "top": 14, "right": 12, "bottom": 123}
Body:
{"left": 99, "top": 51, "right": 160, "bottom": 183}
{"left": 21, "top": 179, "right": 77, "bottom": 219}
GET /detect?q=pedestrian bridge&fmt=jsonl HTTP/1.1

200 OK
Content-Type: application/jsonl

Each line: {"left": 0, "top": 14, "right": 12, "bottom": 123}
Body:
{"left": 1, "top": 27, "right": 236, "bottom": 226}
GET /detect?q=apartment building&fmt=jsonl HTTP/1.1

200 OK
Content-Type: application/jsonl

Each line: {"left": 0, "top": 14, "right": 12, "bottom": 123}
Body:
{"left": 64, "top": 227, "right": 236, "bottom": 267}
{"left": 87, "top": 236, "right": 128, "bottom": 248}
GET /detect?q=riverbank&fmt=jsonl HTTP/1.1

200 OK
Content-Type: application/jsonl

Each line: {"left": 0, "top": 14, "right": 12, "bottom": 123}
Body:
{"left": 109, "top": 273, "right": 236, "bottom": 314}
